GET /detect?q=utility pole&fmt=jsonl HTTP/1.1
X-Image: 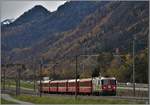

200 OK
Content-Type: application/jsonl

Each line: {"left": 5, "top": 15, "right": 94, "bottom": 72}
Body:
{"left": 74, "top": 54, "right": 100, "bottom": 99}
{"left": 39, "top": 58, "right": 43, "bottom": 97}
{"left": 3, "top": 67, "right": 6, "bottom": 91}
{"left": 75, "top": 55, "right": 78, "bottom": 100}
{"left": 133, "top": 35, "right": 136, "bottom": 97}
{"left": 33, "top": 58, "right": 36, "bottom": 92}
{"left": 33, "top": 67, "right": 36, "bottom": 92}
{"left": 147, "top": 42, "right": 150, "bottom": 103}
{"left": 16, "top": 68, "right": 21, "bottom": 96}
{"left": 148, "top": 3, "right": 150, "bottom": 102}
{"left": 18, "top": 68, "right": 21, "bottom": 95}
{"left": 16, "top": 69, "right": 18, "bottom": 96}
{"left": 53, "top": 64, "right": 56, "bottom": 80}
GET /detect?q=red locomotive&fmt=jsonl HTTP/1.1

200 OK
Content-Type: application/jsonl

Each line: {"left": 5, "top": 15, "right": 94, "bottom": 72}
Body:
{"left": 38, "top": 77, "right": 117, "bottom": 95}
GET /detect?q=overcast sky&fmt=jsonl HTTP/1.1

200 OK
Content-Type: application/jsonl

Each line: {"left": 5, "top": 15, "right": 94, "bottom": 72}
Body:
{"left": 1, "top": 1, "right": 67, "bottom": 21}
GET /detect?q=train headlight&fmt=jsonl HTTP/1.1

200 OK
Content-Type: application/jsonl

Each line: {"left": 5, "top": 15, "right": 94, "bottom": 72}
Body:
{"left": 113, "top": 86, "right": 116, "bottom": 89}
{"left": 103, "top": 86, "right": 106, "bottom": 89}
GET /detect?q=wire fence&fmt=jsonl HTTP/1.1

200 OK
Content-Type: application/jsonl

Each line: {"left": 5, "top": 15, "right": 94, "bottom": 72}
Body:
{"left": 117, "top": 83, "right": 148, "bottom": 97}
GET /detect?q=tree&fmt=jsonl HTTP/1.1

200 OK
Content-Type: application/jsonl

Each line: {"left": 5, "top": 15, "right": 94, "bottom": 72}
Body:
{"left": 135, "top": 48, "right": 148, "bottom": 83}
{"left": 96, "top": 52, "right": 113, "bottom": 76}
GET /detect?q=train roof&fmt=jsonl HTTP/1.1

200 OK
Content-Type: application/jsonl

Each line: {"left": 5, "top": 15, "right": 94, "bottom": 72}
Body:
{"left": 68, "top": 79, "right": 80, "bottom": 82}
{"left": 37, "top": 80, "right": 50, "bottom": 84}
{"left": 37, "top": 77, "right": 116, "bottom": 84}
{"left": 50, "top": 80, "right": 60, "bottom": 83}
{"left": 57, "top": 80, "right": 68, "bottom": 83}
{"left": 101, "top": 77, "right": 116, "bottom": 80}
{"left": 79, "top": 78, "right": 92, "bottom": 81}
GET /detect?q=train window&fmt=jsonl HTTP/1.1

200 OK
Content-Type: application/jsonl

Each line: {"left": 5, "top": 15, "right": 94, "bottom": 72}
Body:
{"left": 101, "top": 79, "right": 116, "bottom": 85}
{"left": 42, "top": 83, "right": 49, "bottom": 87}
{"left": 98, "top": 80, "right": 101, "bottom": 85}
{"left": 51, "top": 83, "right": 57, "bottom": 87}
{"left": 101, "top": 80, "right": 109, "bottom": 85}
{"left": 59, "top": 83, "right": 66, "bottom": 87}
{"left": 69, "top": 82, "right": 75, "bottom": 87}
{"left": 79, "top": 81, "right": 91, "bottom": 87}
{"left": 46, "top": 83, "right": 49, "bottom": 87}
{"left": 110, "top": 80, "right": 116, "bottom": 85}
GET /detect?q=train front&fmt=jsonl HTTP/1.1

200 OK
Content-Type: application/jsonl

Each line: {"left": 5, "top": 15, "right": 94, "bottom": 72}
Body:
{"left": 101, "top": 77, "right": 117, "bottom": 95}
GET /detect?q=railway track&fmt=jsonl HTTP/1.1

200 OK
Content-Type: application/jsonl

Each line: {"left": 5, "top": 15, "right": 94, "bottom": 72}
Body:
{"left": 1, "top": 88, "right": 148, "bottom": 101}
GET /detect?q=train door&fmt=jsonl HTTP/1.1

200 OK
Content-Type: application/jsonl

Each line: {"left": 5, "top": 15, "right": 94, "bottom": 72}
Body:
{"left": 92, "top": 78, "right": 101, "bottom": 94}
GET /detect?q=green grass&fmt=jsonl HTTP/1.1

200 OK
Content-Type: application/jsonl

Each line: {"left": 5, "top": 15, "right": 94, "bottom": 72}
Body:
{"left": 1, "top": 80, "right": 34, "bottom": 89}
{"left": 13, "top": 95, "right": 144, "bottom": 104}
{"left": 19, "top": 81, "right": 34, "bottom": 89}
{"left": 1, "top": 98, "right": 17, "bottom": 104}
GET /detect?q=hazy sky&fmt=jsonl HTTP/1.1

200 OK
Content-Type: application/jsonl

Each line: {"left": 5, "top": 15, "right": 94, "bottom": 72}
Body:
{"left": 1, "top": 1, "right": 67, "bottom": 21}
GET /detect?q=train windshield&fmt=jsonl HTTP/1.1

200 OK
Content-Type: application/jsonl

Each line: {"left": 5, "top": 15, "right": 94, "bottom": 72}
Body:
{"left": 101, "top": 79, "right": 109, "bottom": 85}
{"left": 110, "top": 80, "right": 116, "bottom": 85}
{"left": 101, "top": 79, "right": 116, "bottom": 85}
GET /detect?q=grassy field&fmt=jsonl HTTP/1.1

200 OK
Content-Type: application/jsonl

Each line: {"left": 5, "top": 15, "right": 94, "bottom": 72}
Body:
{"left": 1, "top": 98, "right": 17, "bottom": 104}
{"left": 1, "top": 80, "right": 34, "bottom": 89}
{"left": 13, "top": 95, "right": 144, "bottom": 104}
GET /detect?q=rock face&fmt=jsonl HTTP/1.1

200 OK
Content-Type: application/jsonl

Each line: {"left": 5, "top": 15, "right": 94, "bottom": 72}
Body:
{"left": 1, "top": 1, "right": 149, "bottom": 65}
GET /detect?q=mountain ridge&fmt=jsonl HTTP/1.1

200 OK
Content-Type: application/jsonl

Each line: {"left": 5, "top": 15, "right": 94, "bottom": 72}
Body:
{"left": 2, "top": 1, "right": 109, "bottom": 50}
{"left": 12, "top": 5, "right": 51, "bottom": 26}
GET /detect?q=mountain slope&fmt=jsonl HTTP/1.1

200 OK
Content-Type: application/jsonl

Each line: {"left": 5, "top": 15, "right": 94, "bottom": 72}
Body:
{"left": 1, "top": 1, "right": 149, "bottom": 65}
{"left": 35, "top": 1, "right": 149, "bottom": 61}
{"left": 2, "top": 1, "right": 109, "bottom": 50}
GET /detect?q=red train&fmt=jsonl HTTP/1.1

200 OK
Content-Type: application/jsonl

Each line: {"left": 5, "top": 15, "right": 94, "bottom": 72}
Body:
{"left": 38, "top": 77, "right": 117, "bottom": 95}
